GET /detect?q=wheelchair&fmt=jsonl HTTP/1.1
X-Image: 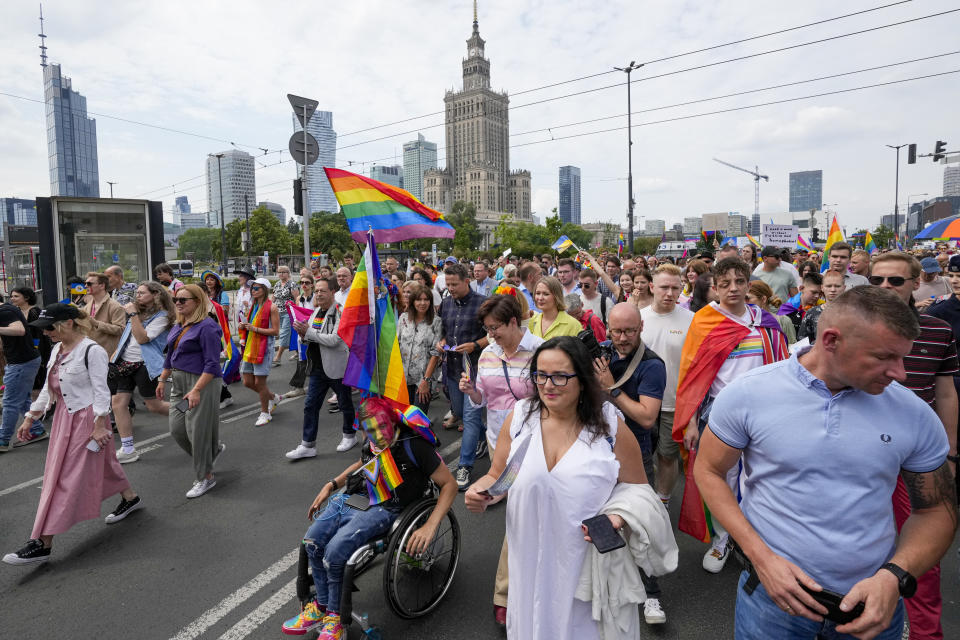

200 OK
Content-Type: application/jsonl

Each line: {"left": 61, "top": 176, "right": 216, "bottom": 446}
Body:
{"left": 295, "top": 485, "right": 461, "bottom": 639}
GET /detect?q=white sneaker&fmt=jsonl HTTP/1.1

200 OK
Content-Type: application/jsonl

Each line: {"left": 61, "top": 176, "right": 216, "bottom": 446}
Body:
{"left": 116, "top": 449, "right": 140, "bottom": 464}
{"left": 268, "top": 393, "right": 282, "bottom": 414}
{"left": 255, "top": 412, "right": 272, "bottom": 427}
{"left": 186, "top": 477, "right": 216, "bottom": 498}
{"left": 219, "top": 397, "right": 234, "bottom": 410}
{"left": 643, "top": 598, "right": 666, "bottom": 624}
{"left": 285, "top": 444, "right": 317, "bottom": 460}
{"left": 336, "top": 434, "right": 357, "bottom": 452}
{"left": 283, "top": 387, "right": 306, "bottom": 399}
{"left": 702, "top": 539, "right": 731, "bottom": 573}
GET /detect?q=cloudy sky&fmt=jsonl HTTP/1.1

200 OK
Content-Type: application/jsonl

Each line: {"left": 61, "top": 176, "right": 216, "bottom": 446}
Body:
{"left": 1, "top": 0, "right": 958, "bottom": 233}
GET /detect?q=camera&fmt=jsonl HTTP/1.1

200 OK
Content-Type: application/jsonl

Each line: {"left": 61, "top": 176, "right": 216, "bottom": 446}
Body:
{"left": 578, "top": 329, "right": 612, "bottom": 361}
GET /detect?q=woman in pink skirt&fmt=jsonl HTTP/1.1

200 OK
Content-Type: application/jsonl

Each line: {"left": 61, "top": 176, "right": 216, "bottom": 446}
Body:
{"left": 2, "top": 303, "right": 142, "bottom": 566}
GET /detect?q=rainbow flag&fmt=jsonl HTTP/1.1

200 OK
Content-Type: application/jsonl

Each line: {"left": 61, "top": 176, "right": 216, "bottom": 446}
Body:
{"left": 895, "top": 233, "right": 903, "bottom": 251}
{"left": 362, "top": 447, "right": 404, "bottom": 505}
{"left": 324, "top": 167, "right": 455, "bottom": 243}
{"left": 337, "top": 232, "right": 409, "bottom": 404}
{"left": 745, "top": 233, "right": 761, "bottom": 248}
{"left": 796, "top": 234, "right": 812, "bottom": 252}
{"left": 864, "top": 231, "right": 877, "bottom": 254}
{"left": 820, "top": 216, "right": 845, "bottom": 272}
{"left": 396, "top": 404, "right": 439, "bottom": 445}
{"left": 311, "top": 251, "right": 321, "bottom": 260}
{"left": 210, "top": 301, "right": 240, "bottom": 383}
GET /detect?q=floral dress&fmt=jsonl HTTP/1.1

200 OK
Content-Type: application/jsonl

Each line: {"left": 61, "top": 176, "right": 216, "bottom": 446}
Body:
{"left": 397, "top": 314, "right": 442, "bottom": 382}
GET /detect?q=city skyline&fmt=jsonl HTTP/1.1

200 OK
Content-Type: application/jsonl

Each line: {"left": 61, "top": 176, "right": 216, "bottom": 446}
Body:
{"left": 1, "top": 2, "right": 958, "bottom": 233}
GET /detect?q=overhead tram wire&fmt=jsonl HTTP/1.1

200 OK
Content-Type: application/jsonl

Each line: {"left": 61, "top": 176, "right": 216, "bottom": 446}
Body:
{"left": 126, "top": 1, "right": 933, "bottom": 199}
{"left": 334, "top": 7, "right": 960, "bottom": 153}
{"left": 336, "top": 0, "right": 916, "bottom": 137}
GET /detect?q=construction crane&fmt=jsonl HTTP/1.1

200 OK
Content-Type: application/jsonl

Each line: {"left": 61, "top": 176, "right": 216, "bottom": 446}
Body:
{"left": 713, "top": 158, "right": 769, "bottom": 225}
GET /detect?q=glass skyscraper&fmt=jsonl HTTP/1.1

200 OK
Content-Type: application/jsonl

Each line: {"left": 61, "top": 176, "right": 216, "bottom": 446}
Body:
{"left": 370, "top": 165, "right": 403, "bottom": 189}
{"left": 44, "top": 63, "right": 99, "bottom": 197}
{"left": 558, "top": 166, "right": 581, "bottom": 225}
{"left": 789, "top": 170, "right": 823, "bottom": 212}
{"left": 205, "top": 149, "right": 256, "bottom": 225}
{"left": 402, "top": 134, "right": 438, "bottom": 201}
{"left": 293, "top": 111, "right": 338, "bottom": 214}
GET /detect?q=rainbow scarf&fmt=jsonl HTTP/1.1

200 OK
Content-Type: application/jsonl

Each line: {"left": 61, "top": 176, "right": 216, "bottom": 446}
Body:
{"left": 241, "top": 299, "right": 273, "bottom": 364}
{"left": 210, "top": 301, "right": 240, "bottom": 383}
{"left": 672, "top": 303, "right": 788, "bottom": 543}
{"left": 362, "top": 446, "right": 405, "bottom": 505}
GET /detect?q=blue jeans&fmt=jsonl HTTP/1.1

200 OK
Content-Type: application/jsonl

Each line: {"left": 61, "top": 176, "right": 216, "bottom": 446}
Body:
{"left": 0, "top": 358, "right": 43, "bottom": 443}
{"left": 303, "top": 494, "right": 398, "bottom": 613}
{"left": 735, "top": 570, "right": 905, "bottom": 640}
{"left": 302, "top": 370, "right": 355, "bottom": 444}
{"left": 447, "top": 377, "right": 484, "bottom": 468}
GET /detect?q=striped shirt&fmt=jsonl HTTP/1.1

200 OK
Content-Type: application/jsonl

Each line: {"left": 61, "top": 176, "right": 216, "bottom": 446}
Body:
{"left": 903, "top": 313, "right": 959, "bottom": 406}
{"left": 469, "top": 329, "right": 544, "bottom": 450}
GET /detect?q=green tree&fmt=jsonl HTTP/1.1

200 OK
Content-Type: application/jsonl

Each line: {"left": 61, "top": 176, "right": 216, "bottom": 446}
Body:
{"left": 448, "top": 201, "right": 481, "bottom": 253}
{"left": 225, "top": 206, "right": 294, "bottom": 258}
{"left": 872, "top": 224, "right": 894, "bottom": 249}
{"left": 178, "top": 228, "right": 220, "bottom": 261}
{"left": 545, "top": 209, "right": 563, "bottom": 240}
{"left": 287, "top": 219, "right": 301, "bottom": 236}
{"left": 309, "top": 211, "right": 357, "bottom": 256}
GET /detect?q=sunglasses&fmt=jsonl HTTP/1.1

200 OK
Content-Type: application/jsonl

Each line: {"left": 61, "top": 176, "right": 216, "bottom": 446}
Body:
{"left": 84, "top": 281, "right": 99, "bottom": 287}
{"left": 868, "top": 276, "right": 911, "bottom": 287}
{"left": 173, "top": 296, "right": 195, "bottom": 304}
{"left": 299, "top": 280, "right": 312, "bottom": 285}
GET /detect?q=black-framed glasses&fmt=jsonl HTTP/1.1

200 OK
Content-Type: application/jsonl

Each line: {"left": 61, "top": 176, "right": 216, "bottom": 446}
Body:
{"left": 299, "top": 280, "right": 312, "bottom": 285}
{"left": 532, "top": 371, "right": 577, "bottom": 386}
{"left": 869, "top": 276, "right": 911, "bottom": 287}
{"left": 609, "top": 328, "right": 639, "bottom": 338}
{"left": 173, "top": 296, "right": 195, "bottom": 304}
{"left": 84, "top": 281, "right": 98, "bottom": 287}
{"left": 483, "top": 322, "right": 504, "bottom": 334}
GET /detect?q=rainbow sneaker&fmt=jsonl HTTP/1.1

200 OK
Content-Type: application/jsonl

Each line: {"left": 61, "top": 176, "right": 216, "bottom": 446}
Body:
{"left": 281, "top": 599, "right": 325, "bottom": 635}
{"left": 317, "top": 614, "right": 344, "bottom": 640}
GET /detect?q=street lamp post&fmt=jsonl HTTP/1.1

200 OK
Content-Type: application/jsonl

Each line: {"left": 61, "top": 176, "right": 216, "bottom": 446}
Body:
{"left": 886, "top": 144, "right": 908, "bottom": 249}
{"left": 106, "top": 181, "right": 117, "bottom": 198}
{"left": 614, "top": 61, "right": 643, "bottom": 254}
{"left": 211, "top": 153, "right": 227, "bottom": 275}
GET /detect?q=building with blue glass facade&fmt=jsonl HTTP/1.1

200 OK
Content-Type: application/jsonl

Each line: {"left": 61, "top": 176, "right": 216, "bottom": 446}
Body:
{"left": 293, "top": 111, "right": 338, "bottom": 214}
{"left": 174, "top": 195, "right": 191, "bottom": 214}
{"left": 402, "top": 134, "right": 437, "bottom": 201}
{"left": 559, "top": 165, "right": 581, "bottom": 225}
{"left": 788, "top": 170, "right": 822, "bottom": 213}
{"left": 43, "top": 64, "right": 99, "bottom": 197}
{"left": 0, "top": 198, "right": 38, "bottom": 226}
{"left": 370, "top": 165, "right": 403, "bottom": 189}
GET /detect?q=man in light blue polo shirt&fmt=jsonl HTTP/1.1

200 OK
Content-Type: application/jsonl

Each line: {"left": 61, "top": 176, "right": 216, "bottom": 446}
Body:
{"left": 695, "top": 286, "right": 956, "bottom": 640}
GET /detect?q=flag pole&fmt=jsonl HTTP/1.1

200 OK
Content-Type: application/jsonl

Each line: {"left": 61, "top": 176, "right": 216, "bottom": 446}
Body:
{"left": 368, "top": 226, "right": 384, "bottom": 399}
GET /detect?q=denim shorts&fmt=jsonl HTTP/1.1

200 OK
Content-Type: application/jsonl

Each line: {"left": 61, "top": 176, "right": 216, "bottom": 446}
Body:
{"left": 240, "top": 358, "right": 272, "bottom": 377}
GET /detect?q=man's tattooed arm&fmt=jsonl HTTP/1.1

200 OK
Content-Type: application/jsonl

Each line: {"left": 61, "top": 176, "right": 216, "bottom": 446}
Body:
{"left": 902, "top": 462, "right": 958, "bottom": 529}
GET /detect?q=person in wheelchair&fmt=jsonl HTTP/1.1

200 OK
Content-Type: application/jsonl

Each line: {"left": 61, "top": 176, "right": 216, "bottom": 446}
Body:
{"left": 282, "top": 397, "right": 457, "bottom": 638}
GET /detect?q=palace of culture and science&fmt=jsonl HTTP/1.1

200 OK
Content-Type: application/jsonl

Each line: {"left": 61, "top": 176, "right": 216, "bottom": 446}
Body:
{"left": 423, "top": 8, "right": 533, "bottom": 249}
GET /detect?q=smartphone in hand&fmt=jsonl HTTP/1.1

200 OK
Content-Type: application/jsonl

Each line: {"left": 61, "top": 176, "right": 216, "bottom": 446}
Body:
{"left": 799, "top": 583, "right": 865, "bottom": 624}
{"left": 175, "top": 398, "right": 190, "bottom": 413}
{"left": 582, "top": 514, "right": 626, "bottom": 554}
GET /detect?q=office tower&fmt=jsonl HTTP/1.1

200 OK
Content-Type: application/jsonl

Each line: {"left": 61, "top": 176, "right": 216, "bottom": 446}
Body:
{"left": 558, "top": 166, "right": 581, "bottom": 225}
{"left": 40, "top": 11, "right": 99, "bottom": 198}
{"left": 789, "top": 170, "right": 823, "bottom": 212}
{"left": 645, "top": 219, "right": 666, "bottom": 236}
{"left": 259, "top": 201, "right": 286, "bottom": 225}
{"left": 727, "top": 213, "right": 749, "bottom": 237}
{"left": 944, "top": 166, "right": 960, "bottom": 198}
{"left": 205, "top": 149, "right": 256, "bottom": 225}
{"left": 402, "top": 134, "right": 438, "bottom": 201}
{"left": 751, "top": 212, "right": 760, "bottom": 236}
{"left": 370, "top": 165, "right": 403, "bottom": 189}
{"left": 180, "top": 212, "right": 209, "bottom": 231}
{"left": 683, "top": 216, "right": 702, "bottom": 237}
{"left": 0, "top": 198, "right": 38, "bottom": 226}
{"left": 292, "top": 111, "right": 338, "bottom": 214}
{"left": 174, "top": 196, "right": 191, "bottom": 214}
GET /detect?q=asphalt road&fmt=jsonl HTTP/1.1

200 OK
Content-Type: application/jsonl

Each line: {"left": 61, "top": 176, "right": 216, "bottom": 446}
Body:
{"left": 1, "top": 358, "right": 958, "bottom": 639}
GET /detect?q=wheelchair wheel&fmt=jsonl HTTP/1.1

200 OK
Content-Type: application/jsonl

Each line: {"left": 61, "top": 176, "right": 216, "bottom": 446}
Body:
{"left": 382, "top": 497, "right": 460, "bottom": 619}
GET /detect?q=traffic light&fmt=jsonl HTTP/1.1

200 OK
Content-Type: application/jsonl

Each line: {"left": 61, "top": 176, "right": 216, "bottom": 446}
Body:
{"left": 293, "top": 179, "right": 303, "bottom": 218}
{"left": 907, "top": 143, "right": 916, "bottom": 164}
{"left": 933, "top": 141, "right": 947, "bottom": 162}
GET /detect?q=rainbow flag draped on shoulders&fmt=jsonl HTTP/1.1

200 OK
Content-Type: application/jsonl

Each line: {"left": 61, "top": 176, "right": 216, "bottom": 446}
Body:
{"left": 362, "top": 447, "right": 404, "bottom": 505}
{"left": 324, "top": 167, "right": 455, "bottom": 243}
{"left": 672, "top": 303, "right": 788, "bottom": 543}
{"left": 337, "top": 232, "right": 409, "bottom": 404}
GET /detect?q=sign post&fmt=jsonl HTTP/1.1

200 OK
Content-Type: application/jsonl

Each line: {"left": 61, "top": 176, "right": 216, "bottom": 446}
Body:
{"left": 287, "top": 94, "right": 320, "bottom": 267}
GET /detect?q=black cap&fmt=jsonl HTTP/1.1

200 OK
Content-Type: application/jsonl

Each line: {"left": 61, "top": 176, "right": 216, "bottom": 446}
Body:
{"left": 699, "top": 251, "right": 714, "bottom": 261}
{"left": 948, "top": 255, "right": 960, "bottom": 273}
{"left": 232, "top": 266, "right": 255, "bottom": 279}
{"left": 761, "top": 245, "right": 781, "bottom": 258}
{"left": 30, "top": 303, "right": 81, "bottom": 328}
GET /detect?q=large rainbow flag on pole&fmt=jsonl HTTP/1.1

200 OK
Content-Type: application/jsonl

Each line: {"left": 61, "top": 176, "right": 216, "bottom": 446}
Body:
{"left": 337, "top": 231, "right": 409, "bottom": 404}
{"left": 820, "top": 215, "right": 845, "bottom": 272}
{"left": 324, "top": 167, "right": 455, "bottom": 243}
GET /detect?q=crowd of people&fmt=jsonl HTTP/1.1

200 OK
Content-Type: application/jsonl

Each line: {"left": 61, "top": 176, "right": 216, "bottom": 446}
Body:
{"left": 1, "top": 239, "right": 958, "bottom": 640}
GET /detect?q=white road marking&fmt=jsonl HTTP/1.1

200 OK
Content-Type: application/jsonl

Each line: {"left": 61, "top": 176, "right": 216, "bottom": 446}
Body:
{"left": 215, "top": 578, "right": 298, "bottom": 640}
{"left": 0, "top": 476, "right": 44, "bottom": 498}
{"left": 169, "top": 548, "right": 299, "bottom": 640}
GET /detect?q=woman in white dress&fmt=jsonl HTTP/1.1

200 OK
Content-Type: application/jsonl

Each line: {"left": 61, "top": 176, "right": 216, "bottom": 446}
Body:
{"left": 465, "top": 336, "right": 647, "bottom": 640}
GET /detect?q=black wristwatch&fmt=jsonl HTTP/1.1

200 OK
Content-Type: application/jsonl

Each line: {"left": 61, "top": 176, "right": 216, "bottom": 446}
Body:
{"left": 880, "top": 562, "right": 917, "bottom": 598}
{"left": 610, "top": 388, "right": 623, "bottom": 398}
{"left": 948, "top": 454, "right": 959, "bottom": 463}
{"left": 328, "top": 478, "right": 339, "bottom": 491}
